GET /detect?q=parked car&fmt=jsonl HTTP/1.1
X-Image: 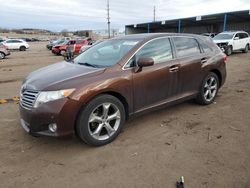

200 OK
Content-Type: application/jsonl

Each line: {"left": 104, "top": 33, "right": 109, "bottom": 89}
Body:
{"left": 213, "top": 31, "right": 250, "bottom": 55}
{"left": 52, "top": 39, "right": 88, "bottom": 55}
{"left": 21, "top": 38, "right": 40, "bottom": 42}
{"left": 0, "top": 44, "right": 10, "bottom": 59}
{"left": 201, "top": 33, "right": 216, "bottom": 38}
{"left": 0, "top": 37, "right": 6, "bottom": 43}
{"left": 80, "top": 40, "right": 104, "bottom": 53}
{"left": 2, "top": 39, "right": 29, "bottom": 51}
{"left": 46, "top": 37, "right": 70, "bottom": 50}
{"left": 19, "top": 33, "right": 226, "bottom": 146}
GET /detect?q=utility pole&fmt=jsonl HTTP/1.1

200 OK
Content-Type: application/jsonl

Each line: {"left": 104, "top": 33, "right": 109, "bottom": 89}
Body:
{"left": 107, "top": 0, "right": 111, "bottom": 38}
{"left": 153, "top": 6, "right": 156, "bottom": 22}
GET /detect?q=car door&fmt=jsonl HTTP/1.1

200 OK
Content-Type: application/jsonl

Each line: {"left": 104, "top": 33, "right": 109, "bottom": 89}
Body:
{"left": 239, "top": 33, "right": 248, "bottom": 49}
{"left": 131, "top": 37, "right": 180, "bottom": 113}
{"left": 233, "top": 33, "right": 241, "bottom": 50}
{"left": 172, "top": 36, "right": 204, "bottom": 95}
{"left": 5, "top": 40, "right": 14, "bottom": 49}
{"left": 13, "top": 40, "right": 22, "bottom": 49}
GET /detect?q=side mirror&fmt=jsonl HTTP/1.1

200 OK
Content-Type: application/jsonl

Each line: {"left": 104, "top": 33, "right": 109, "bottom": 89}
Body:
{"left": 234, "top": 36, "right": 239, "bottom": 40}
{"left": 137, "top": 57, "right": 154, "bottom": 67}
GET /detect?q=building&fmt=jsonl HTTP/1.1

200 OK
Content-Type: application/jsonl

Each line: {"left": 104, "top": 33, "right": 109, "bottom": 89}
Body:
{"left": 92, "top": 29, "right": 119, "bottom": 38}
{"left": 125, "top": 10, "right": 250, "bottom": 34}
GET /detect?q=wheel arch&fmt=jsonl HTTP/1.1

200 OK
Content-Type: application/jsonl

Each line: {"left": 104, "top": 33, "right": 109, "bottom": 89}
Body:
{"left": 210, "top": 69, "right": 222, "bottom": 87}
{"left": 74, "top": 91, "right": 129, "bottom": 134}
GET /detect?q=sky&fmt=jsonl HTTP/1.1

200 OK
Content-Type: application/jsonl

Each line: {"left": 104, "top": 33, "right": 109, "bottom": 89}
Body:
{"left": 1, "top": 0, "right": 250, "bottom": 31}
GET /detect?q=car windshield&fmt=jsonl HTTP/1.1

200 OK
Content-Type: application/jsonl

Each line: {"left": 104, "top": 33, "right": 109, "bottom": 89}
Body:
{"left": 62, "top": 40, "right": 70, "bottom": 45}
{"left": 213, "top": 33, "right": 234, "bottom": 40}
{"left": 74, "top": 39, "right": 140, "bottom": 68}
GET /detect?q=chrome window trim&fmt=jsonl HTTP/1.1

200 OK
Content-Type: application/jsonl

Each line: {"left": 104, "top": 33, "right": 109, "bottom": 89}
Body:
{"left": 122, "top": 35, "right": 201, "bottom": 70}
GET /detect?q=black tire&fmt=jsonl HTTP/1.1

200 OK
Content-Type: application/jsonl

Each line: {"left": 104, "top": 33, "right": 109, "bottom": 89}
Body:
{"left": 19, "top": 46, "right": 26, "bottom": 51}
{"left": 0, "top": 52, "right": 5, "bottom": 59}
{"left": 243, "top": 44, "right": 249, "bottom": 53}
{"left": 196, "top": 72, "right": 219, "bottom": 105}
{"left": 76, "top": 94, "right": 126, "bottom": 146}
{"left": 225, "top": 46, "right": 232, "bottom": 56}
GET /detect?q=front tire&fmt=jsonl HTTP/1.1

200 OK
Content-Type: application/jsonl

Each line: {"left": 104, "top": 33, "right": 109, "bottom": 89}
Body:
{"left": 76, "top": 95, "right": 126, "bottom": 146}
{"left": 196, "top": 72, "right": 219, "bottom": 105}
{"left": 60, "top": 50, "right": 66, "bottom": 56}
{"left": 225, "top": 46, "right": 232, "bottom": 56}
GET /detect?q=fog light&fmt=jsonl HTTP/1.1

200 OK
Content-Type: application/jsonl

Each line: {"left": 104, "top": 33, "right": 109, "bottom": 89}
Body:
{"left": 48, "top": 123, "right": 57, "bottom": 133}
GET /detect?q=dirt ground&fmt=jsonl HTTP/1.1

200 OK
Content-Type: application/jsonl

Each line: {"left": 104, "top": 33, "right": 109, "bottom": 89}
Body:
{"left": 0, "top": 42, "right": 249, "bottom": 188}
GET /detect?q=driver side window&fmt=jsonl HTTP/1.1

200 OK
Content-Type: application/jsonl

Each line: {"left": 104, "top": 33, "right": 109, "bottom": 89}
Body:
{"left": 234, "top": 33, "right": 240, "bottom": 39}
{"left": 124, "top": 38, "right": 173, "bottom": 69}
{"left": 136, "top": 38, "right": 173, "bottom": 65}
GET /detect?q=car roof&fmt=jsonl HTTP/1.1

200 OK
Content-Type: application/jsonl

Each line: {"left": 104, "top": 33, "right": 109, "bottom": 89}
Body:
{"left": 6, "top": 38, "right": 25, "bottom": 41}
{"left": 114, "top": 33, "right": 203, "bottom": 41}
{"left": 220, "top": 31, "right": 247, "bottom": 34}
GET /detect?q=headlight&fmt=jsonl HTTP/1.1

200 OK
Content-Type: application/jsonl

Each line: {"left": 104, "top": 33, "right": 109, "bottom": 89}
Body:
{"left": 34, "top": 89, "right": 75, "bottom": 108}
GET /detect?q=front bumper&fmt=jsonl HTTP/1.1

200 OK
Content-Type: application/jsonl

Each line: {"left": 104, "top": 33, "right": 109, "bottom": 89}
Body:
{"left": 19, "top": 97, "right": 82, "bottom": 137}
{"left": 216, "top": 43, "right": 228, "bottom": 53}
{"left": 52, "top": 48, "right": 60, "bottom": 55}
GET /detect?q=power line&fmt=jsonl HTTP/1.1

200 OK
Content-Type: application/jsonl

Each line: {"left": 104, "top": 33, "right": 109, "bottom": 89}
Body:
{"left": 107, "top": 0, "right": 111, "bottom": 38}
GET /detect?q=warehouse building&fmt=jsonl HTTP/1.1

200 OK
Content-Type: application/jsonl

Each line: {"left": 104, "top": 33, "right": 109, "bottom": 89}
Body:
{"left": 125, "top": 10, "right": 250, "bottom": 35}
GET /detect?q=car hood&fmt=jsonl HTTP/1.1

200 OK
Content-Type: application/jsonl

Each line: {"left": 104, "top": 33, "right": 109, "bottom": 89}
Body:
{"left": 213, "top": 39, "right": 231, "bottom": 44}
{"left": 53, "top": 45, "right": 61, "bottom": 48}
{"left": 23, "top": 61, "right": 105, "bottom": 91}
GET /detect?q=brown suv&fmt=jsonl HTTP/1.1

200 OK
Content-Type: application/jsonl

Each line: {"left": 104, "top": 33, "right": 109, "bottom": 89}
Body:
{"left": 19, "top": 33, "right": 226, "bottom": 146}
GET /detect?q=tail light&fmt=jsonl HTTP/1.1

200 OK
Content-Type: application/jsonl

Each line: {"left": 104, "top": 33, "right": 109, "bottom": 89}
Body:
{"left": 0, "top": 44, "right": 7, "bottom": 49}
{"left": 223, "top": 54, "right": 227, "bottom": 63}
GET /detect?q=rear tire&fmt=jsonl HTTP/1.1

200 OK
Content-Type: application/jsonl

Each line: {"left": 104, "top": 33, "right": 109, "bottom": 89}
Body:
{"left": 0, "top": 52, "right": 5, "bottom": 59}
{"left": 196, "top": 72, "right": 219, "bottom": 105}
{"left": 225, "top": 46, "right": 232, "bottom": 56}
{"left": 243, "top": 44, "right": 249, "bottom": 53}
{"left": 76, "top": 94, "right": 126, "bottom": 146}
{"left": 19, "top": 46, "right": 26, "bottom": 51}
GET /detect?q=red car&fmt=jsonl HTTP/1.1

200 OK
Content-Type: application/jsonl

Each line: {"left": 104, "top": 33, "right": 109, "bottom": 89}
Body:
{"left": 52, "top": 39, "right": 89, "bottom": 55}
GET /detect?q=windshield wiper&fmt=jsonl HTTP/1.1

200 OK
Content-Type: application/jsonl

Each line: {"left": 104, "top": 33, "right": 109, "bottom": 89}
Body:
{"left": 78, "top": 62, "right": 98, "bottom": 68}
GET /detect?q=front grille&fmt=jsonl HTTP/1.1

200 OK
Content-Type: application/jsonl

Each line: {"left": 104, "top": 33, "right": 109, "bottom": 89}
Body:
{"left": 217, "top": 43, "right": 227, "bottom": 48}
{"left": 20, "top": 90, "right": 39, "bottom": 110}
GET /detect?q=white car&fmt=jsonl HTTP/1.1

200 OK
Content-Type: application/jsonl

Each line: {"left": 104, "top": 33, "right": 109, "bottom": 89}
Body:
{"left": 213, "top": 31, "right": 250, "bottom": 56}
{"left": 1, "top": 39, "right": 29, "bottom": 51}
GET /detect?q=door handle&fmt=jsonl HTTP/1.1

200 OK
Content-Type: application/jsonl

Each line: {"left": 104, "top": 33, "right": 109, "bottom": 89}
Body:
{"left": 201, "top": 58, "right": 207, "bottom": 64}
{"left": 169, "top": 65, "right": 179, "bottom": 72}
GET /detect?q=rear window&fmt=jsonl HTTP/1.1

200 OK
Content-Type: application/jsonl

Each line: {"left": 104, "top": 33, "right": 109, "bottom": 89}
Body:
{"left": 239, "top": 33, "right": 249, "bottom": 39}
{"left": 173, "top": 37, "right": 201, "bottom": 57}
{"left": 200, "top": 37, "right": 214, "bottom": 53}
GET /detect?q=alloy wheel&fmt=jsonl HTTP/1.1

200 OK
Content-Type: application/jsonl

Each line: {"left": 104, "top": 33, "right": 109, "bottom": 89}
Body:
{"left": 0, "top": 52, "right": 4, "bottom": 59}
{"left": 88, "top": 103, "right": 121, "bottom": 141}
{"left": 203, "top": 76, "right": 218, "bottom": 102}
